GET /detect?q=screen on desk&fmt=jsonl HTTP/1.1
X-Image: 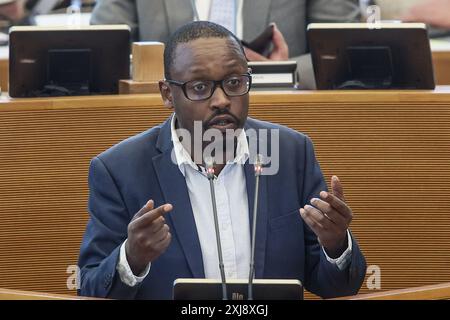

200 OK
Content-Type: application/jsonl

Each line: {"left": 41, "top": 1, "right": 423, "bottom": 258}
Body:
{"left": 308, "top": 23, "right": 436, "bottom": 90}
{"left": 9, "top": 25, "right": 130, "bottom": 97}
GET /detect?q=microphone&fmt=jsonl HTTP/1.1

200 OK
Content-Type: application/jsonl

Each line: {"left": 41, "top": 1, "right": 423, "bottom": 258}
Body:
{"left": 205, "top": 157, "right": 228, "bottom": 300}
{"left": 248, "top": 154, "right": 263, "bottom": 300}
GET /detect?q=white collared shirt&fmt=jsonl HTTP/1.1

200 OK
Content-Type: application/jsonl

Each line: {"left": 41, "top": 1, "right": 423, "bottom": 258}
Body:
{"left": 171, "top": 114, "right": 251, "bottom": 279}
{"left": 116, "top": 115, "right": 352, "bottom": 286}
{"left": 194, "top": 0, "right": 244, "bottom": 38}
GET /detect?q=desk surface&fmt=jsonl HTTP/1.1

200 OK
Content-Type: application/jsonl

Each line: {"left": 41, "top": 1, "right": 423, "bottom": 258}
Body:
{"left": 339, "top": 282, "right": 450, "bottom": 300}
{"left": 1, "top": 86, "right": 450, "bottom": 110}
{"left": 0, "top": 288, "right": 101, "bottom": 300}
{"left": 1, "top": 89, "right": 450, "bottom": 298}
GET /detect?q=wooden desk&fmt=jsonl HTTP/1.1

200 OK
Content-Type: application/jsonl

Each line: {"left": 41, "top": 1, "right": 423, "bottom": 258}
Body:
{"left": 0, "top": 288, "right": 101, "bottom": 300}
{"left": 338, "top": 282, "right": 450, "bottom": 300}
{"left": 1, "top": 88, "right": 450, "bottom": 298}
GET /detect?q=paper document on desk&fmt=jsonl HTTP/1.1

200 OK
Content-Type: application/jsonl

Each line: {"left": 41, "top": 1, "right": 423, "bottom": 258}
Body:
{"left": 34, "top": 13, "right": 91, "bottom": 27}
{"left": 248, "top": 61, "right": 297, "bottom": 89}
{"left": 0, "top": 32, "right": 8, "bottom": 46}
{"left": 430, "top": 38, "right": 450, "bottom": 52}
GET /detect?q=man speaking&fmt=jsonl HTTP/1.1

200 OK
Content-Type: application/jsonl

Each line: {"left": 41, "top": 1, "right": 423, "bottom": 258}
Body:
{"left": 78, "top": 21, "right": 366, "bottom": 300}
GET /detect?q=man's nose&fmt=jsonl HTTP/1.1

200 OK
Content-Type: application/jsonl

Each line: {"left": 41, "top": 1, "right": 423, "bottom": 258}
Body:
{"left": 209, "top": 86, "right": 231, "bottom": 110}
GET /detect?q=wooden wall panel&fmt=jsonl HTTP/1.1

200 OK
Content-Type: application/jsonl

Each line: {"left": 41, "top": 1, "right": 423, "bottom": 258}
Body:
{"left": 0, "top": 103, "right": 171, "bottom": 294}
{"left": 433, "top": 51, "right": 450, "bottom": 86}
{"left": 1, "top": 89, "right": 450, "bottom": 299}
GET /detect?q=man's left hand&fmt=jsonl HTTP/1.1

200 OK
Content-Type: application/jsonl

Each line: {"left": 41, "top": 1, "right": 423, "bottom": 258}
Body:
{"left": 300, "top": 176, "right": 353, "bottom": 258}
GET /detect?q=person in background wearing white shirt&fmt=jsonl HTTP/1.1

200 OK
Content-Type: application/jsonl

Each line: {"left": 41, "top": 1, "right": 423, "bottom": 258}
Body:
{"left": 90, "top": 0, "right": 361, "bottom": 89}
{"left": 78, "top": 21, "right": 367, "bottom": 300}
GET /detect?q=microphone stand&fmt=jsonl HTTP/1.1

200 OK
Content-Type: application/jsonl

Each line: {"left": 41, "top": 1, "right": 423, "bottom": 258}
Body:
{"left": 205, "top": 159, "right": 228, "bottom": 300}
{"left": 248, "top": 155, "right": 263, "bottom": 300}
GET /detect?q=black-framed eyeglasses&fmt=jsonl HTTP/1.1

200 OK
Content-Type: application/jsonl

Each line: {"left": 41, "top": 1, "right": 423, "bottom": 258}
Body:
{"left": 165, "top": 73, "right": 252, "bottom": 101}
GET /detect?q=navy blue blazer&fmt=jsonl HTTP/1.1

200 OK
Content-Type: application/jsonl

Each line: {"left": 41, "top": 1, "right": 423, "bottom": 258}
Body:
{"left": 78, "top": 116, "right": 366, "bottom": 299}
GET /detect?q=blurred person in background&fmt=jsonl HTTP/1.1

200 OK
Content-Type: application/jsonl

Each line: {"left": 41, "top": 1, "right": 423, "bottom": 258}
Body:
{"left": 0, "top": 0, "right": 92, "bottom": 28}
{"left": 364, "top": 0, "right": 450, "bottom": 37}
{"left": 402, "top": 0, "right": 450, "bottom": 28}
{"left": 91, "top": 0, "right": 362, "bottom": 89}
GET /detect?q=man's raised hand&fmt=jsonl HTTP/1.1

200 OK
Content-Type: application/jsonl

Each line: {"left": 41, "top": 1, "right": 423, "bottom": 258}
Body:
{"left": 125, "top": 200, "right": 173, "bottom": 275}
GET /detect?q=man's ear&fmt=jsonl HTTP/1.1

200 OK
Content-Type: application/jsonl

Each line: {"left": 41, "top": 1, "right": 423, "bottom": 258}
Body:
{"left": 159, "top": 81, "right": 174, "bottom": 109}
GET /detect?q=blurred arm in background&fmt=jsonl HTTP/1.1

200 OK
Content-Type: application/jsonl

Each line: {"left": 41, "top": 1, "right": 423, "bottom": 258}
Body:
{"left": 402, "top": 0, "right": 450, "bottom": 28}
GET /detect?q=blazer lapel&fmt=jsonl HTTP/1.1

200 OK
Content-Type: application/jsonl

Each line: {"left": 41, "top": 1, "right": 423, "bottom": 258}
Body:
{"left": 152, "top": 118, "right": 204, "bottom": 278}
{"left": 243, "top": 0, "right": 272, "bottom": 41}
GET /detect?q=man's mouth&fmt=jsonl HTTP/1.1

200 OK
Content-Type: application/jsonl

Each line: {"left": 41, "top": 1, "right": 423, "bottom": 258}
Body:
{"left": 207, "top": 115, "right": 238, "bottom": 130}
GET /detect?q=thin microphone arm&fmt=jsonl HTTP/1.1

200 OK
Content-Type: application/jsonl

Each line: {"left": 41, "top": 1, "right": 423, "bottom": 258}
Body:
{"left": 205, "top": 159, "right": 228, "bottom": 300}
{"left": 248, "top": 155, "right": 263, "bottom": 300}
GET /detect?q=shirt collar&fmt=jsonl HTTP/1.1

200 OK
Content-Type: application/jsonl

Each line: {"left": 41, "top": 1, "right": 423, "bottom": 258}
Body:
{"left": 170, "top": 114, "right": 249, "bottom": 176}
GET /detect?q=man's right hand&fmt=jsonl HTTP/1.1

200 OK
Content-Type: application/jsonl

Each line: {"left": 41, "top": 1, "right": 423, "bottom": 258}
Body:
{"left": 125, "top": 200, "right": 173, "bottom": 276}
